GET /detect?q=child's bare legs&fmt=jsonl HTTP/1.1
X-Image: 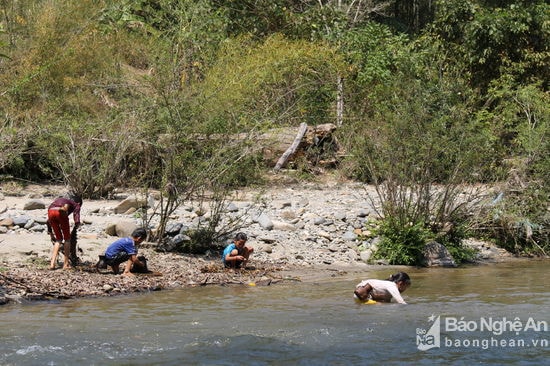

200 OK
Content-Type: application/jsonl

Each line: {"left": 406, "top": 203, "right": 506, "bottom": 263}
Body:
{"left": 231, "top": 247, "right": 253, "bottom": 268}
{"left": 62, "top": 242, "right": 71, "bottom": 269}
{"left": 111, "top": 263, "right": 120, "bottom": 275}
{"left": 242, "top": 246, "right": 254, "bottom": 267}
{"left": 50, "top": 242, "right": 61, "bottom": 269}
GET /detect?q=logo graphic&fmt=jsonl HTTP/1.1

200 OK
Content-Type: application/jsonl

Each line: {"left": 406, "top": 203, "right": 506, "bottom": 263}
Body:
{"left": 416, "top": 314, "right": 441, "bottom": 351}
{"left": 416, "top": 315, "right": 548, "bottom": 351}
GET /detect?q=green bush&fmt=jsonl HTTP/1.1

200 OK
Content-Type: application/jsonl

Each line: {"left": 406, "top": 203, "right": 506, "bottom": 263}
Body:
{"left": 183, "top": 227, "right": 226, "bottom": 255}
{"left": 34, "top": 116, "right": 143, "bottom": 198}
{"left": 373, "top": 216, "right": 477, "bottom": 266}
{"left": 372, "top": 219, "right": 431, "bottom": 266}
{"left": 196, "top": 34, "right": 344, "bottom": 131}
{"left": 470, "top": 83, "right": 549, "bottom": 255}
{"left": 436, "top": 222, "right": 477, "bottom": 264}
{"left": 482, "top": 184, "right": 549, "bottom": 256}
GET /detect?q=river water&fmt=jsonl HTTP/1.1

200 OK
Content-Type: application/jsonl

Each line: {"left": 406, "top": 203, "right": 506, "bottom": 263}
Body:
{"left": 1, "top": 261, "right": 548, "bottom": 365}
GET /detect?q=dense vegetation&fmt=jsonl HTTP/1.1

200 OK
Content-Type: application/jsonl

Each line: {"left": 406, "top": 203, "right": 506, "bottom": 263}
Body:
{"left": 1, "top": 0, "right": 548, "bottom": 261}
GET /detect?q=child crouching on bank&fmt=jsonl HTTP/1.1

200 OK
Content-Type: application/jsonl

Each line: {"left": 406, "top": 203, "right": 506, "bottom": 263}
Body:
{"left": 96, "top": 228, "right": 148, "bottom": 276}
{"left": 222, "top": 232, "right": 254, "bottom": 269}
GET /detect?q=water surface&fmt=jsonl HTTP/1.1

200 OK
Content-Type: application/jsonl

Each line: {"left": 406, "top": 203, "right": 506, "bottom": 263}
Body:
{"left": 1, "top": 261, "right": 548, "bottom": 365}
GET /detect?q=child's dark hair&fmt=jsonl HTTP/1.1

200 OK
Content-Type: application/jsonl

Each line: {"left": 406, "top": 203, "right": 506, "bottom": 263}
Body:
{"left": 73, "top": 195, "right": 83, "bottom": 205}
{"left": 131, "top": 228, "right": 147, "bottom": 240}
{"left": 65, "top": 191, "right": 83, "bottom": 205}
{"left": 389, "top": 272, "right": 411, "bottom": 284}
{"left": 235, "top": 232, "right": 248, "bottom": 241}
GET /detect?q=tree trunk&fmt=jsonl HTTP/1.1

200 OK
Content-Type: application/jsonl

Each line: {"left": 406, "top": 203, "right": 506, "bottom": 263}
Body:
{"left": 336, "top": 74, "right": 344, "bottom": 126}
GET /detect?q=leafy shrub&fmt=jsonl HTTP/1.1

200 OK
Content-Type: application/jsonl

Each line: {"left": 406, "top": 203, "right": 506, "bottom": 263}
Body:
{"left": 183, "top": 227, "right": 226, "bottom": 255}
{"left": 436, "top": 221, "right": 477, "bottom": 264}
{"left": 470, "top": 83, "right": 549, "bottom": 255}
{"left": 372, "top": 219, "right": 431, "bottom": 266}
{"left": 34, "top": 116, "right": 143, "bottom": 198}
{"left": 197, "top": 34, "right": 344, "bottom": 131}
{"left": 480, "top": 183, "right": 549, "bottom": 256}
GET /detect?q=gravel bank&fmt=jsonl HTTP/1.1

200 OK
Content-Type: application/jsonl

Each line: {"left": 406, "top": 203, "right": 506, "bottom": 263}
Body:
{"left": 0, "top": 180, "right": 513, "bottom": 305}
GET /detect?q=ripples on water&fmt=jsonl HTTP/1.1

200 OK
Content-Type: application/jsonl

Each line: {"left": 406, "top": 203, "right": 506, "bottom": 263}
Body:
{"left": 1, "top": 261, "right": 548, "bottom": 365}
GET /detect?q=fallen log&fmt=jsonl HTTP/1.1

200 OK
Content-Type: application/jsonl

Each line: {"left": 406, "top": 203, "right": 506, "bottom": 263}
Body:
{"left": 274, "top": 122, "right": 308, "bottom": 171}
{"left": 167, "top": 123, "right": 343, "bottom": 169}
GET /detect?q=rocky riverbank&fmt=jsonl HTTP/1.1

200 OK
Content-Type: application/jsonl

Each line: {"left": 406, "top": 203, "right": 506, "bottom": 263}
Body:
{"left": 0, "top": 180, "right": 514, "bottom": 305}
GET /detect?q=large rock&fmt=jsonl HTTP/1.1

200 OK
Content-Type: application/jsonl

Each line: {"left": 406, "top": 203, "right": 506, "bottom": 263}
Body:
{"left": 23, "top": 219, "right": 35, "bottom": 229}
{"left": 165, "top": 222, "right": 183, "bottom": 236}
{"left": 12, "top": 215, "right": 31, "bottom": 228}
{"left": 113, "top": 195, "right": 153, "bottom": 214}
{"left": 104, "top": 224, "right": 117, "bottom": 236}
{"left": 104, "top": 221, "right": 138, "bottom": 238}
{"left": 271, "top": 220, "right": 296, "bottom": 231}
{"left": 23, "top": 200, "right": 46, "bottom": 210}
{"left": 255, "top": 213, "right": 273, "bottom": 230}
{"left": 171, "top": 233, "right": 191, "bottom": 246}
{"left": 422, "top": 241, "right": 457, "bottom": 267}
{"left": 33, "top": 217, "right": 48, "bottom": 225}
{"left": 359, "top": 237, "right": 380, "bottom": 263}
{"left": 115, "top": 220, "right": 138, "bottom": 238}
{"left": 0, "top": 217, "right": 14, "bottom": 227}
{"left": 225, "top": 203, "right": 239, "bottom": 212}
{"left": 342, "top": 231, "right": 358, "bottom": 241}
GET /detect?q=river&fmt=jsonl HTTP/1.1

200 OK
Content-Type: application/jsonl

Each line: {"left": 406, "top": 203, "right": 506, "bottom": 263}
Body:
{"left": 1, "top": 260, "right": 548, "bottom": 365}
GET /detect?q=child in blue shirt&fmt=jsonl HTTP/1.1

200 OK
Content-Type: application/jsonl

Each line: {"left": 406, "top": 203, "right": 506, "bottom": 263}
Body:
{"left": 222, "top": 232, "right": 254, "bottom": 269}
{"left": 97, "top": 228, "right": 147, "bottom": 276}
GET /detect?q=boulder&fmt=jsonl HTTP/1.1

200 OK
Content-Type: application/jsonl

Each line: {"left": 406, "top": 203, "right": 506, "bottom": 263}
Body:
{"left": 313, "top": 217, "right": 326, "bottom": 225}
{"left": 422, "top": 241, "right": 457, "bottom": 267}
{"left": 23, "top": 219, "right": 35, "bottom": 229}
{"left": 258, "top": 236, "right": 277, "bottom": 243}
{"left": 261, "top": 245, "right": 273, "bottom": 254}
{"left": 334, "top": 212, "right": 347, "bottom": 221}
{"left": 272, "top": 220, "right": 296, "bottom": 231}
{"left": 113, "top": 195, "right": 152, "bottom": 214}
{"left": 165, "top": 222, "right": 183, "bottom": 236}
{"left": 171, "top": 234, "right": 191, "bottom": 246}
{"left": 256, "top": 213, "right": 273, "bottom": 230}
{"left": 225, "top": 203, "right": 239, "bottom": 212}
{"left": 23, "top": 200, "right": 46, "bottom": 210}
{"left": 33, "top": 217, "right": 48, "bottom": 225}
{"left": 360, "top": 250, "right": 374, "bottom": 262}
{"left": 13, "top": 215, "right": 31, "bottom": 228}
{"left": 279, "top": 210, "right": 297, "bottom": 220}
{"left": 104, "top": 224, "right": 117, "bottom": 236}
{"left": 342, "top": 231, "right": 358, "bottom": 241}
{"left": 0, "top": 217, "right": 14, "bottom": 227}
{"left": 115, "top": 220, "right": 138, "bottom": 238}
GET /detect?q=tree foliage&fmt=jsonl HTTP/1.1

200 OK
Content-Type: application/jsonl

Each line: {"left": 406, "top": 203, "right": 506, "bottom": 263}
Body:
{"left": 196, "top": 34, "right": 344, "bottom": 131}
{"left": 430, "top": 0, "right": 549, "bottom": 90}
{"left": 474, "top": 83, "right": 550, "bottom": 254}
{"left": 0, "top": 0, "right": 547, "bottom": 256}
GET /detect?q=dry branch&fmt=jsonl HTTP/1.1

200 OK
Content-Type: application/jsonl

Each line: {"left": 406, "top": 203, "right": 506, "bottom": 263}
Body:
{"left": 274, "top": 122, "right": 308, "bottom": 170}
